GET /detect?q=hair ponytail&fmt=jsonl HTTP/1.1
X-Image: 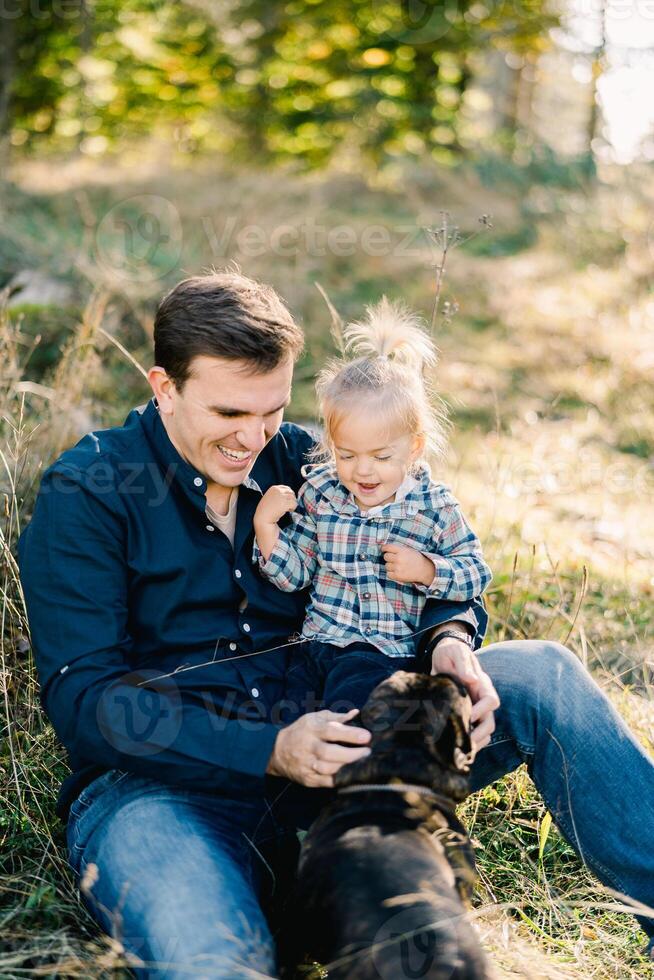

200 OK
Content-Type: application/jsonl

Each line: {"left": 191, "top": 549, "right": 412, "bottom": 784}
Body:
{"left": 343, "top": 297, "right": 437, "bottom": 373}
{"left": 314, "top": 297, "right": 449, "bottom": 466}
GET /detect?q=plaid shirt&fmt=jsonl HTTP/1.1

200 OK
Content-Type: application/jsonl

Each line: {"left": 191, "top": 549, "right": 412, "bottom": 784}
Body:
{"left": 254, "top": 463, "right": 492, "bottom": 657}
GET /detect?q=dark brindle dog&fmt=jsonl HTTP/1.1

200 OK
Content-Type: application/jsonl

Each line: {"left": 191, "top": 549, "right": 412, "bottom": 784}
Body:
{"left": 284, "top": 672, "right": 489, "bottom": 979}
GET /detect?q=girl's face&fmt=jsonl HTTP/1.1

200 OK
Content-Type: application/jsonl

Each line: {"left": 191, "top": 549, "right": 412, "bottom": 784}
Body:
{"left": 330, "top": 412, "right": 423, "bottom": 510}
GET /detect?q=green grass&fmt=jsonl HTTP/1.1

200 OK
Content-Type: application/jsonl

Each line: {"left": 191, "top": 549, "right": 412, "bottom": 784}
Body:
{"left": 1, "top": 153, "right": 653, "bottom": 978}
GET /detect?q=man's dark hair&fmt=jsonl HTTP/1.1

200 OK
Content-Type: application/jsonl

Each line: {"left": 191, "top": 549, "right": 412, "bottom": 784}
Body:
{"left": 154, "top": 270, "right": 304, "bottom": 389}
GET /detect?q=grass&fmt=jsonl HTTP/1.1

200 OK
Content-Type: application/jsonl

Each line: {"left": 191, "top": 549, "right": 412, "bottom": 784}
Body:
{"left": 1, "top": 151, "right": 653, "bottom": 977}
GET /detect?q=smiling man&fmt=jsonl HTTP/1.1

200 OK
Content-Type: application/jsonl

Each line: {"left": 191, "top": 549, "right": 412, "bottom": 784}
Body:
{"left": 19, "top": 272, "right": 654, "bottom": 977}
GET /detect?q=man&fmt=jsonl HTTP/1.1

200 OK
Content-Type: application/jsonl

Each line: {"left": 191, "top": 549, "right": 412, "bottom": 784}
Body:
{"left": 19, "top": 272, "right": 654, "bottom": 977}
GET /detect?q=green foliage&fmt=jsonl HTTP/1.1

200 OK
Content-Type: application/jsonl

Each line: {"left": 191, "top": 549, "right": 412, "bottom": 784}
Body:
{"left": 474, "top": 147, "right": 596, "bottom": 192}
{"left": 461, "top": 221, "right": 537, "bottom": 257}
{"left": 8, "top": 0, "right": 228, "bottom": 152}
{"left": 5, "top": 0, "right": 559, "bottom": 165}
{"left": 8, "top": 304, "right": 79, "bottom": 378}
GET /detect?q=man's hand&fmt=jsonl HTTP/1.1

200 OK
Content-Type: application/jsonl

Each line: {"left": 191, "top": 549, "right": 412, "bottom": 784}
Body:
{"left": 430, "top": 635, "right": 499, "bottom": 755}
{"left": 255, "top": 485, "right": 298, "bottom": 526}
{"left": 266, "top": 709, "right": 372, "bottom": 787}
{"left": 383, "top": 543, "right": 435, "bottom": 587}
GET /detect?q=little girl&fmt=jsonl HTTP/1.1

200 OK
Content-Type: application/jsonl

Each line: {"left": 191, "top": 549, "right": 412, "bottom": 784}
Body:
{"left": 253, "top": 298, "right": 492, "bottom": 711}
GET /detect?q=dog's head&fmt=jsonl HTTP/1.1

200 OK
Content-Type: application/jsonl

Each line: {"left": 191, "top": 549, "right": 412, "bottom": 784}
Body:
{"left": 335, "top": 671, "right": 475, "bottom": 801}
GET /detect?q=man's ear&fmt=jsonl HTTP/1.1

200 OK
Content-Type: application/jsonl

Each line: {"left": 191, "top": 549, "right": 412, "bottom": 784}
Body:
{"left": 148, "top": 366, "right": 177, "bottom": 416}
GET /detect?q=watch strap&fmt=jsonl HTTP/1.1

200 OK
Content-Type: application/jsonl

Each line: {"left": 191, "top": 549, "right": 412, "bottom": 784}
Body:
{"left": 430, "top": 629, "right": 475, "bottom": 651}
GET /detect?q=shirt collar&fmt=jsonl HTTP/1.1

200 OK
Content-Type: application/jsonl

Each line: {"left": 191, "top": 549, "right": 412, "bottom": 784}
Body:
{"left": 363, "top": 472, "right": 419, "bottom": 515}
{"left": 302, "top": 461, "right": 434, "bottom": 517}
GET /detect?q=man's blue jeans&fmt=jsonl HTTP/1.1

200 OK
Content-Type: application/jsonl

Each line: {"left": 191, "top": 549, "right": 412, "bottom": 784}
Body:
{"left": 66, "top": 641, "right": 654, "bottom": 978}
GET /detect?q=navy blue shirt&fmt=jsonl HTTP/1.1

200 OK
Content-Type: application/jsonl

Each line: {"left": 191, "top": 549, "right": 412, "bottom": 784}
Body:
{"left": 18, "top": 399, "right": 486, "bottom": 817}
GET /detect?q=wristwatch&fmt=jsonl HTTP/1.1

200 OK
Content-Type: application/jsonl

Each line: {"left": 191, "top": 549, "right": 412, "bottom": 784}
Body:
{"left": 431, "top": 628, "right": 475, "bottom": 651}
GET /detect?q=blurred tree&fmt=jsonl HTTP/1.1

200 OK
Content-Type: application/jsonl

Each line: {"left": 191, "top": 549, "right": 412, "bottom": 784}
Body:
{"left": 587, "top": 0, "right": 608, "bottom": 153}
{"left": 5, "top": 0, "right": 231, "bottom": 154}
{"left": 3, "top": 0, "right": 559, "bottom": 166}
{"left": 218, "top": 0, "right": 559, "bottom": 164}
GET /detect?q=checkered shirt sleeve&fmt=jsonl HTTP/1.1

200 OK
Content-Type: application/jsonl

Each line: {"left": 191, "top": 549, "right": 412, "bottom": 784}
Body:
{"left": 254, "top": 483, "right": 319, "bottom": 592}
{"left": 420, "top": 501, "right": 492, "bottom": 600}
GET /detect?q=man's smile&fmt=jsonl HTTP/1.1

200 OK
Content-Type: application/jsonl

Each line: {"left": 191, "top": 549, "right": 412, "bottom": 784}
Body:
{"left": 216, "top": 444, "right": 254, "bottom": 466}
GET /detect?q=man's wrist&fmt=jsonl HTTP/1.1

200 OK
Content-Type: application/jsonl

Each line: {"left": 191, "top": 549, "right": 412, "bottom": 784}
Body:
{"left": 429, "top": 620, "right": 474, "bottom": 643}
{"left": 430, "top": 628, "right": 475, "bottom": 651}
{"left": 265, "top": 727, "right": 285, "bottom": 776}
{"left": 416, "top": 620, "right": 475, "bottom": 672}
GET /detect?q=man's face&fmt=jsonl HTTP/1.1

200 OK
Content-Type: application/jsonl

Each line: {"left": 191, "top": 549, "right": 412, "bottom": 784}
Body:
{"left": 152, "top": 355, "right": 294, "bottom": 490}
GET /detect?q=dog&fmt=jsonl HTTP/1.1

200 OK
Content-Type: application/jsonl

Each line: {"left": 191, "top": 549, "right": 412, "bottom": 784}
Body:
{"left": 283, "top": 671, "right": 490, "bottom": 979}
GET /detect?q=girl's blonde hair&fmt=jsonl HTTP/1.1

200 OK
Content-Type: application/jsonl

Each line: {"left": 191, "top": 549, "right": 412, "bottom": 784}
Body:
{"left": 314, "top": 297, "right": 449, "bottom": 465}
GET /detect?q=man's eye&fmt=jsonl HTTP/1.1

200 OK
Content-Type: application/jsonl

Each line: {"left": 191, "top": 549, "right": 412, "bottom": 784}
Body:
{"left": 375, "top": 456, "right": 391, "bottom": 461}
{"left": 339, "top": 455, "right": 353, "bottom": 461}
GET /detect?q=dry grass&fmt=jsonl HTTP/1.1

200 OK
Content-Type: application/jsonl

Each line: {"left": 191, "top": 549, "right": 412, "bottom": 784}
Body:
{"left": 1, "top": 155, "right": 653, "bottom": 977}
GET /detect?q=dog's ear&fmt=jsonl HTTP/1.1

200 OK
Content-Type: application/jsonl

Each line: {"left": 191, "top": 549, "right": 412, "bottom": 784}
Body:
{"left": 425, "top": 676, "right": 474, "bottom": 772}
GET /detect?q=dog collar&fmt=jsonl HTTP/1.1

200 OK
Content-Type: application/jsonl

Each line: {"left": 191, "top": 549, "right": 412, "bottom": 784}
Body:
{"left": 337, "top": 783, "right": 455, "bottom": 811}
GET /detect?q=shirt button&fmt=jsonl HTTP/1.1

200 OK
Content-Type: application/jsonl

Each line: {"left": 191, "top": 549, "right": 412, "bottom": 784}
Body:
{"left": 358, "top": 553, "right": 367, "bottom": 560}
{"left": 229, "top": 642, "right": 237, "bottom": 651}
{"left": 363, "top": 592, "right": 371, "bottom": 599}
{"left": 251, "top": 687, "right": 260, "bottom": 698}
{"left": 234, "top": 569, "right": 242, "bottom": 579}
{"left": 364, "top": 627, "right": 372, "bottom": 635}
{"left": 206, "top": 524, "right": 215, "bottom": 532}
{"left": 193, "top": 477, "right": 203, "bottom": 488}
{"left": 242, "top": 623, "right": 251, "bottom": 633}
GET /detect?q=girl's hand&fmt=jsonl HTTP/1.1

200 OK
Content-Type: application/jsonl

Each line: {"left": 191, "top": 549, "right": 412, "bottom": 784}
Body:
{"left": 255, "top": 485, "right": 297, "bottom": 525}
{"left": 383, "top": 542, "right": 435, "bottom": 587}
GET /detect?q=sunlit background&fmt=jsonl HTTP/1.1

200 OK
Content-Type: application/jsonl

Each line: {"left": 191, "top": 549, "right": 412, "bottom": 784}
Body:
{"left": 1, "top": 1, "right": 653, "bottom": 977}
{"left": 2, "top": 0, "right": 653, "bottom": 164}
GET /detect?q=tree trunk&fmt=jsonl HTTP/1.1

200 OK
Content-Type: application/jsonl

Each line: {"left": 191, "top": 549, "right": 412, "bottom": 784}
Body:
{"left": 587, "top": 0, "right": 607, "bottom": 151}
